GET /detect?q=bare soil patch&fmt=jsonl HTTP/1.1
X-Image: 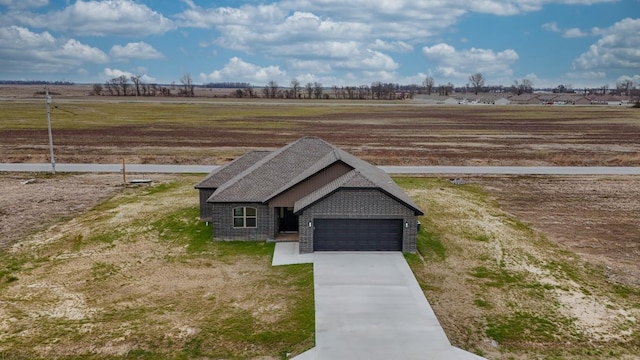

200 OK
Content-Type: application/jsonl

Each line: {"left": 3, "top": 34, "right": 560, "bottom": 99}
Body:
{"left": 0, "top": 172, "right": 179, "bottom": 249}
{"left": 0, "top": 173, "right": 121, "bottom": 248}
{"left": 475, "top": 176, "right": 640, "bottom": 285}
{"left": 1, "top": 99, "right": 639, "bottom": 166}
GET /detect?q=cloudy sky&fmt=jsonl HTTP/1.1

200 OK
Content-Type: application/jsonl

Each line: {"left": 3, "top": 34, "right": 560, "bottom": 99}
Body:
{"left": 0, "top": 0, "right": 638, "bottom": 89}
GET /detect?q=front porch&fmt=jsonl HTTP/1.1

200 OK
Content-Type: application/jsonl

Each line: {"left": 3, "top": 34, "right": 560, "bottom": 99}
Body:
{"left": 274, "top": 232, "right": 299, "bottom": 242}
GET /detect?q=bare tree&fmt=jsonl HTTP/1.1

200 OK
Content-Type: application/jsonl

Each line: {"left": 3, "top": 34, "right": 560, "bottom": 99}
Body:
{"left": 266, "top": 80, "right": 279, "bottom": 98}
{"left": 290, "top": 78, "right": 300, "bottom": 99}
{"left": 104, "top": 80, "right": 116, "bottom": 95}
{"left": 92, "top": 83, "right": 102, "bottom": 96}
{"left": 513, "top": 79, "right": 534, "bottom": 95}
{"left": 469, "top": 73, "right": 485, "bottom": 95}
{"left": 313, "top": 82, "right": 323, "bottom": 99}
{"left": 437, "top": 83, "right": 454, "bottom": 96}
{"left": 423, "top": 76, "right": 434, "bottom": 95}
{"left": 617, "top": 79, "right": 633, "bottom": 97}
{"left": 130, "top": 75, "right": 142, "bottom": 97}
{"left": 305, "top": 82, "right": 313, "bottom": 98}
{"left": 180, "top": 73, "right": 195, "bottom": 97}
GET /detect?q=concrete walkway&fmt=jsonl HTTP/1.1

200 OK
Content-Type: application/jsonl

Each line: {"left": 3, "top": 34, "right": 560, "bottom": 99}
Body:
{"left": 272, "top": 242, "right": 314, "bottom": 266}
{"left": 271, "top": 245, "right": 485, "bottom": 360}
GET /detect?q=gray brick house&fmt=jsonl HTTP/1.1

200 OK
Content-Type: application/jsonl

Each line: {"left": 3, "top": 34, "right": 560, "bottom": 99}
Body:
{"left": 195, "top": 137, "right": 423, "bottom": 253}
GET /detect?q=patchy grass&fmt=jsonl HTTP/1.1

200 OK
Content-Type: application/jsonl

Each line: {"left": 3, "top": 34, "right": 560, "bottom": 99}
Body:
{"left": 416, "top": 225, "right": 446, "bottom": 261}
{"left": 486, "top": 311, "right": 560, "bottom": 344}
{"left": 0, "top": 176, "right": 314, "bottom": 359}
{"left": 396, "top": 176, "right": 640, "bottom": 359}
{"left": 0, "top": 101, "right": 391, "bottom": 130}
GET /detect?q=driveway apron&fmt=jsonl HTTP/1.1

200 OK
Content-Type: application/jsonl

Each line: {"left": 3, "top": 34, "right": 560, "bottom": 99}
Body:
{"left": 313, "top": 252, "right": 483, "bottom": 360}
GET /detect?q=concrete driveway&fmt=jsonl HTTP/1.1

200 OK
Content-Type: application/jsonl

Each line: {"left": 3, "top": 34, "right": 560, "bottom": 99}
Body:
{"left": 310, "top": 252, "right": 485, "bottom": 360}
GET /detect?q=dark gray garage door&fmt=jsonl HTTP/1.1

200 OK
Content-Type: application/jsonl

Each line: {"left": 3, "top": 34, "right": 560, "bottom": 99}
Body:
{"left": 314, "top": 219, "right": 403, "bottom": 251}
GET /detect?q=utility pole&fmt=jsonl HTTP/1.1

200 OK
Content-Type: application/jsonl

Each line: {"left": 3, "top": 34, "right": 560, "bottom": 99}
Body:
{"left": 45, "top": 87, "right": 56, "bottom": 174}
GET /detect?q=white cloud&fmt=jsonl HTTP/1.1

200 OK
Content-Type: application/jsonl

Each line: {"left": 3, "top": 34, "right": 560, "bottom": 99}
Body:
{"left": 573, "top": 18, "right": 640, "bottom": 71}
{"left": 370, "top": 39, "right": 413, "bottom": 52}
{"left": 0, "top": 0, "right": 47, "bottom": 9}
{"left": 566, "top": 70, "right": 606, "bottom": 79}
{"left": 464, "top": 0, "right": 618, "bottom": 15}
{"left": 0, "top": 26, "right": 107, "bottom": 73}
{"left": 543, "top": 22, "right": 589, "bottom": 38}
{"left": 9, "top": 0, "right": 175, "bottom": 37}
{"left": 542, "top": 22, "right": 560, "bottom": 32}
{"left": 200, "top": 57, "right": 286, "bottom": 84}
{"left": 563, "top": 28, "right": 588, "bottom": 38}
{"left": 422, "top": 43, "right": 519, "bottom": 82}
{"left": 617, "top": 74, "right": 640, "bottom": 84}
{"left": 110, "top": 42, "right": 164, "bottom": 60}
{"left": 103, "top": 67, "right": 155, "bottom": 82}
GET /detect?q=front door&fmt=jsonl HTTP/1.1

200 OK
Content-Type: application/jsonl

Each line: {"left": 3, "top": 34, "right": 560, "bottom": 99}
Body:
{"left": 279, "top": 207, "right": 299, "bottom": 232}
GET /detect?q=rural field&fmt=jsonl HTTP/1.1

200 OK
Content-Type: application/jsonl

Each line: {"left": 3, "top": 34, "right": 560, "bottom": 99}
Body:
{"left": 1, "top": 85, "right": 640, "bottom": 167}
{"left": 1, "top": 88, "right": 639, "bottom": 359}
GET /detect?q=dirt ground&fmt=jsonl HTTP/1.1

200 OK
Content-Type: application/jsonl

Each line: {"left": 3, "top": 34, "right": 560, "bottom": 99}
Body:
{"left": 0, "top": 172, "right": 175, "bottom": 248}
{"left": 2, "top": 86, "right": 640, "bottom": 167}
{"left": 475, "top": 175, "right": 640, "bottom": 286}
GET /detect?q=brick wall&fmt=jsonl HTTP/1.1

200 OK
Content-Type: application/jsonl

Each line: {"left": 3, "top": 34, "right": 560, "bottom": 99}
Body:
{"left": 198, "top": 189, "right": 215, "bottom": 221}
{"left": 212, "top": 203, "right": 272, "bottom": 240}
{"left": 298, "top": 189, "right": 418, "bottom": 253}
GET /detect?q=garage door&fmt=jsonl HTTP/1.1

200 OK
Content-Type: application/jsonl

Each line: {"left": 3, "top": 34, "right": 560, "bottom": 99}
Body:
{"left": 314, "top": 219, "right": 403, "bottom": 251}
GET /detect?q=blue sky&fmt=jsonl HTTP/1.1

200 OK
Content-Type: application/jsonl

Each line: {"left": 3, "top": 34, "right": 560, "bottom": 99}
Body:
{"left": 0, "top": 0, "right": 638, "bottom": 89}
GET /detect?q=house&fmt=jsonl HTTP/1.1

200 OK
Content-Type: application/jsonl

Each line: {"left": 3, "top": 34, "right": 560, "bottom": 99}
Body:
{"left": 508, "top": 94, "right": 541, "bottom": 105}
{"left": 195, "top": 137, "right": 423, "bottom": 253}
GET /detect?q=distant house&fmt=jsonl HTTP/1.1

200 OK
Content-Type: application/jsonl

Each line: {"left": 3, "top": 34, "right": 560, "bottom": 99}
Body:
{"left": 508, "top": 94, "right": 541, "bottom": 105}
{"left": 494, "top": 97, "right": 511, "bottom": 105}
{"left": 195, "top": 137, "right": 423, "bottom": 253}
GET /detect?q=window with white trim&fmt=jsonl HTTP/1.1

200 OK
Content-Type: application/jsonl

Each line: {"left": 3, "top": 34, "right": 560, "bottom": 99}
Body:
{"left": 233, "top": 207, "right": 257, "bottom": 228}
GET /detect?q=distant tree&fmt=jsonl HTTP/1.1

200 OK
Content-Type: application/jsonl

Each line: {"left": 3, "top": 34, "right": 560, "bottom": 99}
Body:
{"left": 423, "top": 76, "right": 434, "bottom": 95}
{"left": 305, "top": 82, "right": 313, "bottom": 98}
{"left": 290, "top": 78, "right": 300, "bottom": 99}
{"left": 130, "top": 75, "right": 142, "bottom": 96}
{"left": 513, "top": 79, "right": 534, "bottom": 95}
{"left": 180, "top": 73, "right": 195, "bottom": 97}
{"left": 554, "top": 84, "right": 573, "bottom": 93}
{"left": 313, "top": 82, "right": 323, "bottom": 99}
{"left": 617, "top": 79, "right": 633, "bottom": 97}
{"left": 469, "top": 73, "right": 484, "bottom": 95}
{"left": 92, "top": 83, "right": 102, "bottom": 96}
{"left": 267, "top": 80, "right": 279, "bottom": 98}
{"left": 437, "top": 82, "right": 454, "bottom": 96}
{"left": 116, "top": 75, "right": 130, "bottom": 96}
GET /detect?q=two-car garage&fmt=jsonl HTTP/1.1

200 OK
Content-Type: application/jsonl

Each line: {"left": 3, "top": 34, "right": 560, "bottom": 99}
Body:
{"left": 313, "top": 218, "right": 403, "bottom": 252}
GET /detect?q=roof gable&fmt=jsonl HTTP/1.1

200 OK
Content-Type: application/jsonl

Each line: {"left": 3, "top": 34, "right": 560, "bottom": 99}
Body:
{"left": 209, "top": 137, "right": 341, "bottom": 203}
{"left": 195, "top": 150, "right": 271, "bottom": 189}
{"left": 293, "top": 169, "right": 423, "bottom": 215}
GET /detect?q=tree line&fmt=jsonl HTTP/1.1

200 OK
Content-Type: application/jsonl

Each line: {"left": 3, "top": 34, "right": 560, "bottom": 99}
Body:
{"left": 87, "top": 71, "right": 638, "bottom": 101}
{"left": 94, "top": 73, "right": 195, "bottom": 97}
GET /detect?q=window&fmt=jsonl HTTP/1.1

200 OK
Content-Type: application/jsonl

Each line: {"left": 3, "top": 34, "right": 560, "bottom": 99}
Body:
{"left": 233, "top": 207, "right": 257, "bottom": 228}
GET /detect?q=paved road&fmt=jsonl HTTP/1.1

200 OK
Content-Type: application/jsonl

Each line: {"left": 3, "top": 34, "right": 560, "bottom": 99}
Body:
{"left": 2, "top": 163, "right": 640, "bottom": 175}
{"left": 312, "top": 253, "right": 484, "bottom": 360}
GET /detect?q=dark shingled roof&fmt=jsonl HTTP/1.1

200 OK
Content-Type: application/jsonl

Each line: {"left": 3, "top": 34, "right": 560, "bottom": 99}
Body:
{"left": 206, "top": 136, "right": 423, "bottom": 215}
{"left": 194, "top": 150, "right": 271, "bottom": 189}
